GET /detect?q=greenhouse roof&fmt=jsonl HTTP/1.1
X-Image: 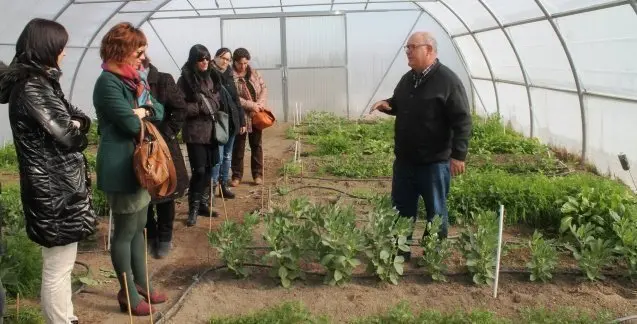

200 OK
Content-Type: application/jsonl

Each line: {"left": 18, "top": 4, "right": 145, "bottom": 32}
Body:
{"left": 1, "top": 0, "right": 636, "bottom": 187}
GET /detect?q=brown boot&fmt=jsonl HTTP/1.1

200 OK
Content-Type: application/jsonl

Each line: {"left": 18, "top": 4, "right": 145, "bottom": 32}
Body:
{"left": 230, "top": 179, "right": 240, "bottom": 187}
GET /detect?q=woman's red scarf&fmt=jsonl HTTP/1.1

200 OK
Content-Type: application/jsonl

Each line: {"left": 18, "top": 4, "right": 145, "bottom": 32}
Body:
{"left": 101, "top": 62, "right": 144, "bottom": 98}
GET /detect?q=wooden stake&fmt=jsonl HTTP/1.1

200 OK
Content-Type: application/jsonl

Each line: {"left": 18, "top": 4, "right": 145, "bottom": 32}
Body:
{"left": 16, "top": 293, "right": 20, "bottom": 319}
{"left": 209, "top": 180, "right": 214, "bottom": 232}
{"left": 122, "top": 273, "right": 133, "bottom": 323}
{"left": 267, "top": 186, "right": 271, "bottom": 211}
{"left": 143, "top": 229, "right": 153, "bottom": 323}
{"left": 219, "top": 182, "right": 228, "bottom": 221}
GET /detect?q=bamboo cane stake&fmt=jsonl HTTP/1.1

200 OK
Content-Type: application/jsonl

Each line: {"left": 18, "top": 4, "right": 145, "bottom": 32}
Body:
{"left": 219, "top": 182, "right": 228, "bottom": 221}
{"left": 122, "top": 273, "right": 133, "bottom": 323}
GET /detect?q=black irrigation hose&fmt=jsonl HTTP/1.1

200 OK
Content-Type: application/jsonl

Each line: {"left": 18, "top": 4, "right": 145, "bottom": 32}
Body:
{"left": 154, "top": 265, "right": 227, "bottom": 324}
{"left": 280, "top": 185, "right": 371, "bottom": 200}
{"left": 72, "top": 261, "right": 90, "bottom": 296}
{"left": 289, "top": 175, "right": 392, "bottom": 182}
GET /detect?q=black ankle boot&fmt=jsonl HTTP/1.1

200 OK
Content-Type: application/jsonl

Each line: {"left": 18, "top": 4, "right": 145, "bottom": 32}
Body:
{"left": 187, "top": 193, "right": 200, "bottom": 227}
{"left": 221, "top": 182, "right": 235, "bottom": 199}
{"left": 199, "top": 185, "right": 218, "bottom": 217}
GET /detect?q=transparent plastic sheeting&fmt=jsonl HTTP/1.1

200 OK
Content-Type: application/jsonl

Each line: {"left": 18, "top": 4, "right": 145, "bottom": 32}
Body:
{"left": 0, "top": 0, "right": 635, "bottom": 190}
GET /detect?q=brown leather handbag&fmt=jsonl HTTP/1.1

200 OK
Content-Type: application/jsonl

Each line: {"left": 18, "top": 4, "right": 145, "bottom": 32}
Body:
{"left": 252, "top": 109, "right": 276, "bottom": 130}
{"left": 133, "top": 119, "right": 177, "bottom": 199}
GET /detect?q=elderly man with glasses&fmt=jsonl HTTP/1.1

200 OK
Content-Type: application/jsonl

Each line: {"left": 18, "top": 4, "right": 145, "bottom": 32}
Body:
{"left": 370, "top": 31, "right": 472, "bottom": 261}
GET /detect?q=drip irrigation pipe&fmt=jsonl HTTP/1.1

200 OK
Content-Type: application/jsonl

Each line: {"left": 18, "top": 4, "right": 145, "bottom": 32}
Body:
{"left": 280, "top": 185, "right": 371, "bottom": 200}
{"left": 72, "top": 261, "right": 90, "bottom": 296}
{"left": 154, "top": 265, "right": 227, "bottom": 324}
{"left": 288, "top": 175, "right": 392, "bottom": 182}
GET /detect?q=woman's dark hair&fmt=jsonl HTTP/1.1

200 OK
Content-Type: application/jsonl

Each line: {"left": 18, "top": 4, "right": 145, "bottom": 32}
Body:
{"left": 187, "top": 44, "right": 211, "bottom": 67}
{"left": 214, "top": 47, "right": 231, "bottom": 58}
{"left": 15, "top": 18, "right": 68, "bottom": 69}
{"left": 232, "top": 48, "right": 251, "bottom": 62}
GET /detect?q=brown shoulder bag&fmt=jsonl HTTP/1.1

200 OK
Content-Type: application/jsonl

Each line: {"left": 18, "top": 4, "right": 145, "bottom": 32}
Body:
{"left": 133, "top": 119, "right": 177, "bottom": 199}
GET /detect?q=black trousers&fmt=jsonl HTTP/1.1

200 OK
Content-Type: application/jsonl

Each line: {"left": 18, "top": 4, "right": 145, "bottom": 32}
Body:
{"left": 146, "top": 200, "right": 176, "bottom": 243}
{"left": 187, "top": 143, "right": 216, "bottom": 198}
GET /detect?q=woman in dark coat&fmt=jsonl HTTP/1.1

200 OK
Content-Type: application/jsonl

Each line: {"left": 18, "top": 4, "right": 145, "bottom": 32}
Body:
{"left": 177, "top": 44, "right": 223, "bottom": 226}
{"left": 211, "top": 47, "right": 246, "bottom": 199}
{"left": 0, "top": 19, "right": 96, "bottom": 324}
{"left": 143, "top": 59, "right": 189, "bottom": 258}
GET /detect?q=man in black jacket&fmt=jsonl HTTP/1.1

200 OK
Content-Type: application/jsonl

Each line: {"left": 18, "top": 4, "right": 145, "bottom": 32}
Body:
{"left": 371, "top": 32, "right": 472, "bottom": 260}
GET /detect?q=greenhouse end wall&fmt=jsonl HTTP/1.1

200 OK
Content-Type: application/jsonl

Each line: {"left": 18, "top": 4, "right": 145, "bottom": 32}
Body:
{"left": 0, "top": 0, "right": 636, "bottom": 191}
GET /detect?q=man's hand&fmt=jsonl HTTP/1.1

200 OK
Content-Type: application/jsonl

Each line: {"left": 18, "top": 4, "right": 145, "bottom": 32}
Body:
{"left": 369, "top": 100, "right": 391, "bottom": 114}
{"left": 450, "top": 158, "right": 465, "bottom": 177}
{"left": 240, "top": 126, "right": 247, "bottom": 135}
{"left": 71, "top": 120, "right": 81, "bottom": 128}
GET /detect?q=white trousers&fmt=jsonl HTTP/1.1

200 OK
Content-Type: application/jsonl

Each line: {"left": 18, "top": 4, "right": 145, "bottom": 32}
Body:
{"left": 41, "top": 242, "right": 78, "bottom": 324}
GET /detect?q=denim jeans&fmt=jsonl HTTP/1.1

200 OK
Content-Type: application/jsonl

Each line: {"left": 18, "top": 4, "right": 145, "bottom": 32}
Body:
{"left": 212, "top": 133, "right": 236, "bottom": 185}
{"left": 391, "top": 159, "right": 451, "bottom": 241}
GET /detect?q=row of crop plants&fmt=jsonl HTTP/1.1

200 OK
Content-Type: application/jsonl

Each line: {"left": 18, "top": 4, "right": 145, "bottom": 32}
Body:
{"left": 206, "top": 112, "right": 637, "bottom": 287}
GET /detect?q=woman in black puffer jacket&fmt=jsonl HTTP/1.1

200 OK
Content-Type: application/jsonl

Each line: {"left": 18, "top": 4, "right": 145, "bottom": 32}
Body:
{"left": 0, "top": 19, "right": 96, "bottom": 324}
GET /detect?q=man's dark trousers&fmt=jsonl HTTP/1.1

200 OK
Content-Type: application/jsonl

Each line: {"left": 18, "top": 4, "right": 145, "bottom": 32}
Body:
{"left": 391, "top": 158, "right": 451, "bottom": 245}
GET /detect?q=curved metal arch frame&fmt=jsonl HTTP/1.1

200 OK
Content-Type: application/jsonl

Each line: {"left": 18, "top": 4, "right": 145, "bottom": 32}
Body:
{"left": 65, "top": 0, "right": 173, "bottom": 101}
{"left": 476, "top": 0, "right": 535, "bottom": 137}
{"left": 437, "top": 0, "right": 500, "bottom": 115}
{"left": 50, "top": 0, "right": 633, "bottom": 160}
{"left": 67, "top": 0, "right": 131, "bottom": 101}
{"left": 411, "top": 4, "right": 488, "bottom": 114}
{"left": 533, "top": 0, "right": 588, "bottom": 161}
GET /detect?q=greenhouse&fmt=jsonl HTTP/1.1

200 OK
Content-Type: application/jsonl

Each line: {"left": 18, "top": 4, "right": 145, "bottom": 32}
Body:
{"left": 1, "top": 0, "right": 637, "bottom": 323}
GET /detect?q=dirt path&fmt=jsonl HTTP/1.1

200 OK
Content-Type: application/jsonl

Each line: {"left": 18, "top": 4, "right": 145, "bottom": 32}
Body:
{"left": 73, "top": 123, "right": 293, "bottom": 323}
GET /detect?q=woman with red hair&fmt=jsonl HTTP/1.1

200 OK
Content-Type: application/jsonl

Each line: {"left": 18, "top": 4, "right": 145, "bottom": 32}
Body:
{"left": 93, "top": 22, "right": 166, "bottom": 316}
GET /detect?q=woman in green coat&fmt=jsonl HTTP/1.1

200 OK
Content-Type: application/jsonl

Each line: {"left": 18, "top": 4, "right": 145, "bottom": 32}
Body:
{"left": 93, "top": 22, "right": 166, "bottom": 317}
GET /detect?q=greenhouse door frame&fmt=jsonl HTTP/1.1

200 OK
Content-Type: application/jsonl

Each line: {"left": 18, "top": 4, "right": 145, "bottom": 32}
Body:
{"left": 220, "top": 14, "right": 349, "bottom": 122}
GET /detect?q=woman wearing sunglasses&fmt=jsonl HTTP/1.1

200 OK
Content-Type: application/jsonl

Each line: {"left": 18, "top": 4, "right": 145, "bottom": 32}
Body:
{"left": 177, "top": 44, "right": 226, "bottom": 226}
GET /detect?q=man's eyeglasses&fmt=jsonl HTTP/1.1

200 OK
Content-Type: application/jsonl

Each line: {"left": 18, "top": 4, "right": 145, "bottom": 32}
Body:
{"left": 404, "top": 43, "right": 430, "bottom": 52}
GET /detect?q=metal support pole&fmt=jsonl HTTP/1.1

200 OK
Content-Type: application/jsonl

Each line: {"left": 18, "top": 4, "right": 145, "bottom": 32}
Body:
{"left": 69, "top": 1, "right": 131, "bottom": 101}
{"left": 360, "top": 11, "right": 423, "bottom": 118}
{"left": 476, "top": 0, "right": 535, "bottom": 137}
{"left": 533, "top": 0, "right": 588, "bottom": 161}
{"left": 438, "top": 0, "right": 500, "bottom": 115}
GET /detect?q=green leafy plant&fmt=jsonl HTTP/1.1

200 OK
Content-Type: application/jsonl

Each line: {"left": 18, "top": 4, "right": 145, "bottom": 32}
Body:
{"left": 559, "top": 188, "right": 634, "bottom": 241}
{"left": 262, "top": 199, "right": 316, "bottom": 288}
{"left": 526, "top": 230, "right": 558, "bottom": 282}
{"left": 209, "top": 212, "right": 260, "bottom": 278}
{"left": 563, "top": 222, "right": 614, "bottom": 281}
{"left": 458, "top": 210, "right": 499, "bottom": 286}
{"left": 418, "top": 215, "right": 452, "bottom": 282}
{"left": 611, "top": 208, "right": 637, "bottom": 278}
{"left": 362, "top": 196, "right": 412, "bottom": 285}
{"left": 315, "top": 204, "right": 364, "bottom": 286}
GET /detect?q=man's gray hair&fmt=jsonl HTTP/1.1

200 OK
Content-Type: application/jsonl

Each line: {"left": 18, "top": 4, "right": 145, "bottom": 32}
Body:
{"left": 414, "top": 32, "right": 438, "bottom": 53}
